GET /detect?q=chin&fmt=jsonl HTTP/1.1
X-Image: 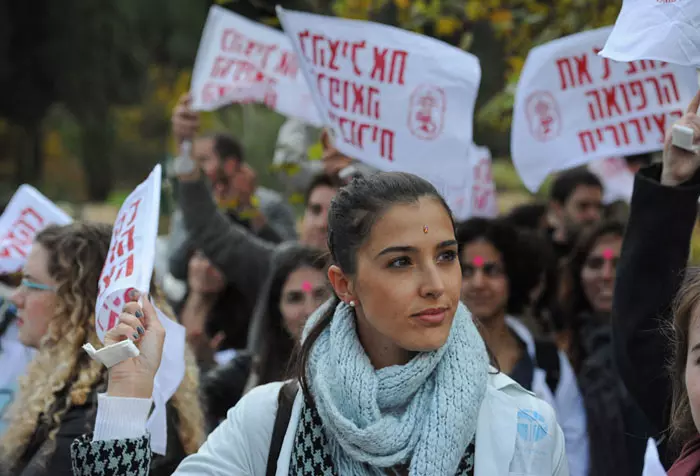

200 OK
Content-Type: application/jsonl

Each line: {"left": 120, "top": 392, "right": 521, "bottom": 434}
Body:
{"left": 403, "top": 328, "right": 451, "bottom": 352}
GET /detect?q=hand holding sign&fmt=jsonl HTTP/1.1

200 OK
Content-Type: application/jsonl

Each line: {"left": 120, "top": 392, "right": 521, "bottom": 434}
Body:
{"left": 662, "top": 89, "right": 700, "bottom": 186}
{"left": 105, "top": 290, "right": 165, "bottom": 400}
{"left": 172, "top": 94, "right": 200, "bottom": 145}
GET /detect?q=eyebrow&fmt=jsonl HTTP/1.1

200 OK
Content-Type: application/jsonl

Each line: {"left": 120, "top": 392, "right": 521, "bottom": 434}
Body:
{"left": 691, "top": 342, "right": 700, "bottom": 353}
{"left": 375, "top": 240, "right": 458, "bottom": 258}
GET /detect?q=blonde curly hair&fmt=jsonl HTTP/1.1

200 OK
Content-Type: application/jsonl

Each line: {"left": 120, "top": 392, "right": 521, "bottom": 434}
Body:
{"left": 0, "top": 222, "right": 204, "bottom": 467}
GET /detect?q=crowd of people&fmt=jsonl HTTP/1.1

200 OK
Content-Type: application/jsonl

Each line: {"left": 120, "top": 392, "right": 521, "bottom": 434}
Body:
{"left": 2, "top": 89, "right": 700, "bottom": 475}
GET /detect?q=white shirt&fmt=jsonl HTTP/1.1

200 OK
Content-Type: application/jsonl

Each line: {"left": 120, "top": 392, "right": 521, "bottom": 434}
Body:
{"left": 506, "top": 316, "right": 589, "bottom": 476}
{"left": 97, "top": 371, "right": 569, "bottom": 475}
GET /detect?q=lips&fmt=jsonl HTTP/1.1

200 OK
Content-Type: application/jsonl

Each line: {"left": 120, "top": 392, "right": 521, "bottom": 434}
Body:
{"left": 411, "top": 307, "right": 449, "bottom": 325}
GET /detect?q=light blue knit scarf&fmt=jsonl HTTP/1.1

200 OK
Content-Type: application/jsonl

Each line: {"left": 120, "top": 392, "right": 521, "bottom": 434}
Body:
{"left": 305, "top": 301, "right": 489, "bottom": 475}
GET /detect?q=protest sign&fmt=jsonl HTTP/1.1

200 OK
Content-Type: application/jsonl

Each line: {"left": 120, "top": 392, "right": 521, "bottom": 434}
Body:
{"left": 512, "top": 26, "right": 697, "bottom": 192}
{"left": 191, "top": 5, "right": 321, "bottom": 126}
{"left": 277, "top": 7, "right": 480, "bottom": 177}
{"left": 600, "top": 0, "right": 700, "bottom": 67}
{"left": 0, "top": 185, "right": 72, "bottom": 274}
{"left": 95, "top": 165, "right": 161, "bottom": 343}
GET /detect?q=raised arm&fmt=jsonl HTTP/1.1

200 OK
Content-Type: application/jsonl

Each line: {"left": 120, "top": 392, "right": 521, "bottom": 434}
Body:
{"left": 613, "top": 90, "right": 700, "bottom": 444}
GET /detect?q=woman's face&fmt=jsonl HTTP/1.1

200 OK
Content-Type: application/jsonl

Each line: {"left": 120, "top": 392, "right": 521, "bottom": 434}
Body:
{"left": 460, "top": 240, "right": 509, "bottom": 324}
{"left": 344, "top": 197, "right": 462, "bottom": 352}
{"left": 580, "top": 234, "right": 622, "bottom": 314}
{"left": 685, "top": 305, "right": 700, "bottom": 434}
{"left": 279, "top": 266, "right": 330, "bottom": 340}
{"left": 10, "top": 244, "right": 58, "bottom": 348}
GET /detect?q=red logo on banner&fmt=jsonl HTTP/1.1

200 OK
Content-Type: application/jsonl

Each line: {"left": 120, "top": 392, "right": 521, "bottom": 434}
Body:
{"left": 408, "top": 85, "right": 446, "bottom": 140}
{"left": 525, "top": 91, "right": 562, "bottom": 142}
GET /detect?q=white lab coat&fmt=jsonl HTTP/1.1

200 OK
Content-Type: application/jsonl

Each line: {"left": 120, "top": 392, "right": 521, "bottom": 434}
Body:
{"left": 173, "top": 372, "right": 569, "bottom": 475}
{"left": 506, "top": 316, "right": 589, "bottom": 476}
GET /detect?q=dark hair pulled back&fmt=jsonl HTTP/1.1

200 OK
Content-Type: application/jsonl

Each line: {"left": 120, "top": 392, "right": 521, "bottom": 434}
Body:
{"left": 295, "top": 171, "right": 454, "bottom": 401}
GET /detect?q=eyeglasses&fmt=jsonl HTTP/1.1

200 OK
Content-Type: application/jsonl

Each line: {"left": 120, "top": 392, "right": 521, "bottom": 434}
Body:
{"left": 20, "top": 278, "right": 56, "bottom": 292}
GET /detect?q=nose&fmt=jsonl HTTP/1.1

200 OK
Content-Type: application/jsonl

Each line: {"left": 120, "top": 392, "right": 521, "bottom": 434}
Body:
{"left": 601, "top": 260, "right": 615, "bottom": 280}
{"left": 471, "top": 269, "right": 486, "bottom": 288}
{"left": 420, "top": 263, "right": 445, "bottom": 299}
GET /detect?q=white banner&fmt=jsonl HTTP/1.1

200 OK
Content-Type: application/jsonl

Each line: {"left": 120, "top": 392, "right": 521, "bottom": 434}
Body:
{"left": 191, "top": 5, "right": 321, "bottom": 126}
{"left": 512, "top": 27, "right": 698, "bottom": 192}
{"left": 0, "top": 185, "right": 72, "bottom": 274}
{"left": 277, "top": 7, "right": 479, "bottom": 177}
{"left": 95, "top": 165, "right": 161, "bottom": 343}
{"left": 600, "top": 0, "right": 700, "bottom": 67}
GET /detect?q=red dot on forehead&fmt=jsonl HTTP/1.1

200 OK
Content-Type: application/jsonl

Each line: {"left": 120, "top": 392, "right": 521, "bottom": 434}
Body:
{"left": 602, "top": 248, "right": 615, "bottom": 260}
{"left": 473, "top": 256, "right": 485, "bottom": 267}
{"left": 301, "top": 281, "right": 313, "bottom": 293}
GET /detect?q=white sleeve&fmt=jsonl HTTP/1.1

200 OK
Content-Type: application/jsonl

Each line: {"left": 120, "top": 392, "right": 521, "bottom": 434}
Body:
{"left": 552, "top": 421, "right": 571, "bottom": 476}
{"left": 173, "top": 382, "right": 282, "bottom": 476}
{"left": 553, "top": 352, "right": 589, "bottom": 476}
{"left": 92, "top": 393, "right": 152, "bottom": 442}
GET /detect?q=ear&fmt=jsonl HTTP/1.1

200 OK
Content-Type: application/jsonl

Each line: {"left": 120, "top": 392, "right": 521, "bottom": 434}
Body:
{"left": 327, "top": 264, "right": 354, "bottom": 305}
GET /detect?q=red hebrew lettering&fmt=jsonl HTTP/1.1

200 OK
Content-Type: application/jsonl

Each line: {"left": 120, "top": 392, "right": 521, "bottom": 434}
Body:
{"left": 349, "top": 41, "right": 366, "bottom": 77}
{"left": 370, "top": 47, "right": 407, "bottom": 85}
{"left": 298, "top": 30, "right": 310, "bottom": 58}
{"left": 316, "top": 73, "right": 381, "bottom": 119}
{"left": 473, "top": 158, "right": 492, "bottom": 183}
{"left": 603, "top": 85, "right": 623, "bottom": 118}
{"left": 99, "top": 254, "right": 135, "bottom": 296}
{"left": 579, "top": 130, "right": 597, "bottom": 153}
{"left": 593, "top": 47, "right": 611, "bottom": 81}
{"left": 328, "top": 39, "right": 342, "bottom": 71}
{"left": 626, "top": 59, "right": 668, "bottom": 76}
{"left": 556, "top": 58, "right": 575, "bottom": 90}
{"left": 472, "top": 186, "right": 494, "bottom": 211}
{"left": 407, "top": 84, "right": 446, "bottom": 141}
{"left": 98, "top": 288, "right": 135, "bottom": 332}
{"left": 659, "top": 73, "right": 680, "bottom": 104}
{"left": 651, "top": 113, "right": 667, "bottom": 138}
{"left": 311, "top": 34, "right": 326, "bottom": 67}
{"left": 329, "top": 112, "right": 395, "bottom": 161}
{"left": 645, "top": 77, "right": 664, "bottom": 105}
{"left": 274, "top": 51, "right": 299, "bottom": 78}
{"left": 671, "top": 109, "right": 683, "bottom": 119}
{"left": 619, "top": 122, "right": 631, "bottom": 145}
{"left": 586, "top": 90, "right": 603, "bottom": 121}
{"left": 525, "top": 91, "right": 561, "bottom": 141}
{"left": 211, "top": 56, "right": 235, "bottom": 78}
{"left": 629, "top": 81, "right": 647, "bottom": 111}
{"left": 574, "top": 54, "right": 593, "bottom": 87}
{"left": 0, "top": 208, "right": 45, "bottom": 259}
{"left": 604, "top": 125, "right": 621, "bottom": 146}
{"left": 221, "top": 28, "right": 245, "bottom": 53}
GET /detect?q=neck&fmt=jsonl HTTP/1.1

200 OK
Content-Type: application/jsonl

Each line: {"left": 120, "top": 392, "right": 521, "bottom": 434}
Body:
{"left": 355, "top": 310, "right": 414, "bottom": 369}
{"left": 477, "top": 312, "right": 514, "bottom": 358}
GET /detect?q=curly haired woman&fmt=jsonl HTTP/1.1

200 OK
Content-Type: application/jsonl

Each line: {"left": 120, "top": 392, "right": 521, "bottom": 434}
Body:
{"left": 0, "top": 222, "right": 204, "bottom": 476}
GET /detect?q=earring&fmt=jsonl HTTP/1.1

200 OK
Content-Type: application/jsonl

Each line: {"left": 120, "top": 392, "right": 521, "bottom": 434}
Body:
{"left": 349, "top": 300, "right": 356, "bottom": 308}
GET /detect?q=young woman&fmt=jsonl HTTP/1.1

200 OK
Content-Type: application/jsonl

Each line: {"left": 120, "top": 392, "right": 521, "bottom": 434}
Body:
{"left": 0, "top": 223, "right": 204, "bottom": 475}
{"left": 457, "top": 217, "right": 587, "bottom": 476}
{"left": 72, "top": 172, "right": 567, "bottom": 475}
{"left": 203, "top": 243, "right": 329, "bottom": 427}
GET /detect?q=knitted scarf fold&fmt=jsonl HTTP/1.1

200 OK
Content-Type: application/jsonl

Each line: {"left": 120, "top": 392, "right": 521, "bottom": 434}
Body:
{"left": 305, "top": 301, "right": 489, "bottom": 475}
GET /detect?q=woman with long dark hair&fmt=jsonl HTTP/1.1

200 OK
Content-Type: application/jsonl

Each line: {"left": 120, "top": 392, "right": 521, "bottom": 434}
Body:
{"left": 202, "top": 243, "right": 329, "bottom": 427}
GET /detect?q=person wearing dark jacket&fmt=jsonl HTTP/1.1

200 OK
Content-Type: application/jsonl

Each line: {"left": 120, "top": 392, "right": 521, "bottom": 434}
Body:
{"left": 612, "top": 90, "right": 700, "bottom": 472}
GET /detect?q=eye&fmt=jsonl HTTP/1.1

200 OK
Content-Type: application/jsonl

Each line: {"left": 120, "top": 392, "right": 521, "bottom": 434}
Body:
{"left": 461, "top": 265, "right": 475, "bottom": 278}
{"left": 388, "top": 257, "right": 412, "bottom": 268}
{"left": 285, "top": 291, "right": 304, "bottom": 304}
{"left": 309, "top": 204, "right": 322, "bottom": 216}
{"left": 438, "top": 249, "right": 458, "bottom": 262}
